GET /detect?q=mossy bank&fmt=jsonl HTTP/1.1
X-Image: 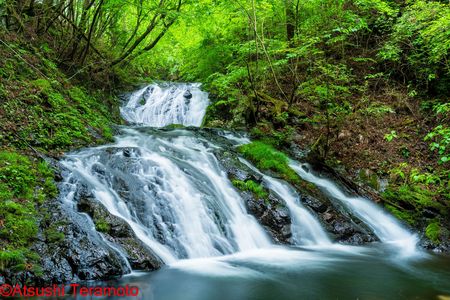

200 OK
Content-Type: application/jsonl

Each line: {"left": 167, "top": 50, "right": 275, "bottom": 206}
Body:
{"left": 0, "top": 35, "right": 121, "bottom": 283}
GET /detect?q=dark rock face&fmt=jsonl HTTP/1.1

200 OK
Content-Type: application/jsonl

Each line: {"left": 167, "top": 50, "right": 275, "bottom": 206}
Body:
{"left": 1, "top": 153, "right": 164, "bottom": 286}
{"left": 244, "top": 193, "right": 292, "bottom": 243}
{"left": 209, "top": 132, "right": 377, "bottom": 246}
{"left": 299, "top": 194, "right": 377, "bottom": 245}
{"left": 214, "top": 150, "right": 292, "bottom": 243}
{"left": 31, "top": 198, "right": 128, "bottom": 285}
{"left": 77, "top": 196, "right": 163, "bottom": 271}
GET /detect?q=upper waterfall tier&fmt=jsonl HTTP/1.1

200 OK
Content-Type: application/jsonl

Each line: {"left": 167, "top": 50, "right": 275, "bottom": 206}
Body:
{"left": 120, "top": 82, "right": 209, "bottom": 127}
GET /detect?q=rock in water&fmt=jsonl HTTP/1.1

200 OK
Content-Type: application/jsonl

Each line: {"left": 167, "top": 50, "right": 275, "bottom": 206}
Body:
{"left": 183, "top": 90, "right": 193, "bottom": 99}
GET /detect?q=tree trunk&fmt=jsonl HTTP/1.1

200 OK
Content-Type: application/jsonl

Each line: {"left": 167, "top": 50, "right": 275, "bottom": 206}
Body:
{"left": 285, "top": 0, "right": 295, "bottom": 44}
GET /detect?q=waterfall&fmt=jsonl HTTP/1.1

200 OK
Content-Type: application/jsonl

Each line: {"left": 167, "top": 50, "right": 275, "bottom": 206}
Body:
{"left": 289, "top": 161, "right": 419, "bottom": 255}
{"left": 61, "top": 83, "right": 271, "bottom": 264}
{"left": 61, "top": 82, "right": 421, "bottom": 271}
{"left": 120, "top": 82, "right": 209, "bottom": 127}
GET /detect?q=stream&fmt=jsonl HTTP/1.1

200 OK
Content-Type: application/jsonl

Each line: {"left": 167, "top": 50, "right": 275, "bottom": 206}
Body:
{"left": 57, "top": 82, "right": 450, "bottom": 299}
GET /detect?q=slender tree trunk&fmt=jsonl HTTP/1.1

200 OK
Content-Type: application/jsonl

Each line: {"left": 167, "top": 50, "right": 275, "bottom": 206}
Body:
{"left": 80, "top": 0, "right": 104, "bottom": 65}
{"left": 285, "top": 0, "right": 295, "bottom": 45}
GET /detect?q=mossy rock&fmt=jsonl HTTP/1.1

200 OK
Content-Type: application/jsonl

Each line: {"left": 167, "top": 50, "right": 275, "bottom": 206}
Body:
{"left": 232, "top": 179, "right": 268, "bottom": 199}
{"left": 165, "top": 124, "right": 186, "bottom": 130}
{"left": 382, "top": 184, "right": 449, "bottom": 241}
{"left": 0, "top": 151, "right": 57, "bottom": 274}
{"left": 237, "top": 141, "right": 300, "bottom": 183}
{"left": 425, "top": 221, "right": 441, "bottom": 243}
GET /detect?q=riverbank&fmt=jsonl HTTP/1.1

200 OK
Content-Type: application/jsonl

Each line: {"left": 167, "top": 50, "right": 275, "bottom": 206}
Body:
{"left": 0, "top": 33, "right": 123, "bottom": 284}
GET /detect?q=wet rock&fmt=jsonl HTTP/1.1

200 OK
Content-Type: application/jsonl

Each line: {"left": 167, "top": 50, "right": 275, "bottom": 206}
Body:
{"left": 213, "top": 150, "right": 292, "bottom": 243}
{"left": 183, "top": 90, "right": 193, "bottom": 99}
{"left": 212, "top": 139, "right": 377, "bottom": 246}
{"left": 143, "top": 86, "right": 153, "bottom": 99}
{"left": 30, "top": 198, "right": 128, "bottom": 285}
{"left": 300, "top": 193, "right": 377, "bottom": 245}
{"left": 77, "top": 196, "right": 163, "bottom": 271}
{"left": 243, "top": 193, "right": 292, "bottom": 243}
{"left": 301, "top": 195, "right": 328, "bottom": 213}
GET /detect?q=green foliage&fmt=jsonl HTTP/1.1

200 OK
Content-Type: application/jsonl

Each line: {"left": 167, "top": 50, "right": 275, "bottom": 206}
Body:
{"left": 250, "top": 123, "right": 294, "bottom": 147}
{"left": 362, "top": 102, "right": 394, "bottom": 117}
{"left": 380, "top": 1, "right": 450, "bottom": 93}
{"left": 425, "top": 125, "right": 450, "bottom": 164}
{"left": 238, "top": 141, "right": 299, "bottom": 183}
{"left": 232, "top": 179, "right": 268, "bottom": 199}
{"left": 0, "top": 151, "right": 35, "bottom": 199}
{"left": 384, "top": 131, "right": 398, "bottom": 142}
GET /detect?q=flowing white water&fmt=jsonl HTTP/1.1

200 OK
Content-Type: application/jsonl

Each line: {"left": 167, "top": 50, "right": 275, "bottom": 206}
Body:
{"left": 120, "top": 82, "right": 209, "bottom": 127}
{"left": 61, "top": 83, "right": 273, "bottom": 263}
{"left": 61, "top": 131, "right": 271, "bottom": 262}
{"left": 289, "top": 161, "right": 419, "bottom": 255}
{"left": 239, "top": 158, "right": 331, "bottom": 246}
{"left": 61, "top": 81, "right": 422, "bottom": 272}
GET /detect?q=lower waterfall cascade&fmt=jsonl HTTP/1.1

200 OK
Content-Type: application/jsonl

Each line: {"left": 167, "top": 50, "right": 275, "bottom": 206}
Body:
{"left": 57, "top": 82, "right": 450, "bottom": 300}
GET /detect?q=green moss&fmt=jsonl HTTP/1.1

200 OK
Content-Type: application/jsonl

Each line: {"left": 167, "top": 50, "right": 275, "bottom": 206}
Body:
{"left": 425, "top": 221, "right": 441, "bottom": 243}
{"left": 383, "top": 184, "right": 445, "bottom": 213}
{"left": 383, "top": 183, "right": 449, "bottom": 228}
{"left": 385, "top": 204, "right": 417, "bottom": 226}
{"left": 165, "top": 124, "right": 186, "bottom": 129}
{"left": 0, "top": 151, "right": 57, "bottom": 272}
{"left": 68, "top": 87, "right": 87, "bottom": 104}
{"left": 95, "top": 218, "right": 111, "bottom": 233}
{"left": 45, "top": 228, "right": 65, "bottom": 243}
{"left": 237, "top": 141, "right": 300, "bottom": 183}
{"left": 31, "top": 78, "right": 52, "bottom": 92}
{"left": 232, "top": 179, "right": 268, "bottom": 199}
{"left": 0, "top": 250, "right": 26, "bottom": 271}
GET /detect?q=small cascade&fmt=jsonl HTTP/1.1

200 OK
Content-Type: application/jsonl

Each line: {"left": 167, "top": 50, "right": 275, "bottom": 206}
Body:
{"left": 239, "top": 158, "right": 331, "bottom": 246}
{"left": 289, "top": 161, "right": 419, "bottom": 255}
